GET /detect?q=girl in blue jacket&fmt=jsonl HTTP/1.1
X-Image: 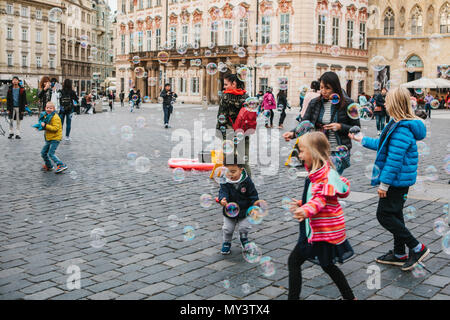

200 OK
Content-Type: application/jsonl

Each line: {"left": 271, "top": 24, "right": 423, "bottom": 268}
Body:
{"left": 349, "top": 87, "right": 429, "bottom": 272}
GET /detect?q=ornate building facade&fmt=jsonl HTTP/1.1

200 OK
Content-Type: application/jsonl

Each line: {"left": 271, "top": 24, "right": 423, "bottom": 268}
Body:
{"left": 0, "top": 0, "right": 63, "bottom": 88}
{"left": 114, "top": 0, "right": 369, "bottom": 104}
{"left": 367, "top": 0, "right": 450, "bottom": 95}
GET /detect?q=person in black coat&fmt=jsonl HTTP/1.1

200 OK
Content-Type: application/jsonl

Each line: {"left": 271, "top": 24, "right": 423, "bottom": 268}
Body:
{"left": 374, "top": 88, "right": 387, "bottom": 135}
{"left": 277, "top": 89, "right": 290, "bottom": 128}
{"left": 59, "top": 79, "right": 79, "bottom": 140}
{"left": 38, "top": 76, "right": 52, "bottom": 116}
{"left": 6, "top": 76, "right": 27, "bottom": 139}
{"left": 218, "top": 156, "right": 259, "bottom": 255}
{"left": 282, "top": 71, "right": 360, "bottom": 174}
{"left": 160, "top": 83, "right": 178, "bottom": 128}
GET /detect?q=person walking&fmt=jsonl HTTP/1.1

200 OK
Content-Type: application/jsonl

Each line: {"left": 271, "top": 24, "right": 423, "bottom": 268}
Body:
{"left": 374, "top": 88, "right": 387, "bottom": 135}
{"left": 38, "top": 76, "right": 52, "bottom": 116}
{"left": 6, "top": 76, "right": 27, "bottom": 139}
{"left": 129, "top": 87, "right": 138, "bottom": 112}
{"left": 58, "top": 79, "right": 79, "bottom": 141}
{"left": 261, "top": 87, "right": 276, "bottom": 128}
{"left": 119, "top": 91, "right": 125, "bottom": 107}
{"left": 424, "top": 92, "right": 434, "bottom": 118}
{"left": 108, "top": 90, "right": 115, "bottom": 112}
{"left": 83, "top": 94, "right": 93, "bottom": 114}
{"left": 277, "top": 90, "right": 289, "bottom": 129}
{"left": 299, "top": 81, "right": 321, "bottom": 120}
{"left": 160, "top": 84, "right": 177, "bottom": 128}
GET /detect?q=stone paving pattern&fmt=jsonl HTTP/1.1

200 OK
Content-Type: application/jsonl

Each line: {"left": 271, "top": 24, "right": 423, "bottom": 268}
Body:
{"left": 0, "top": 103, "right": 449, "bottom": 300}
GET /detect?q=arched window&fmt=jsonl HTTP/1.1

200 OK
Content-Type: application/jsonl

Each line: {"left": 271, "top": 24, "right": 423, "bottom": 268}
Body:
{"left": 384, "top": 8, "right": 395, "bottom": 35}
{"left": 411, "top": 6, "right": 423, "bottom": 34}
{"left": 406, "top": 55, "right": 424, "bottom": 68}
{"left": 440, "top": 3, "right": 449, "bottom": 33}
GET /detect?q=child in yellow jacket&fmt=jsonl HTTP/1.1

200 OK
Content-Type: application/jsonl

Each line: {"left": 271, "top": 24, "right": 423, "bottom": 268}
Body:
{"left": 40, "top": 101, "right": 67, "bottom": 173}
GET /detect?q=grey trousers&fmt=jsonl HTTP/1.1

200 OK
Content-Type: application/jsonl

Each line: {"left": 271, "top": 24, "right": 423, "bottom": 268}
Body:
{"left": 9, "top": 107, "right": 21, "bottom": 135}
{"left": 222, "top": 216, "right": 251, "bottom": 242}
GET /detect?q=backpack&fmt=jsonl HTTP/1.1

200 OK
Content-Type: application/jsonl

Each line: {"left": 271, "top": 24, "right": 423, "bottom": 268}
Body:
{"left": 60, "top": 90, "right": 73, "bottom": 113}
{"left": 231, "top": 107, "right": 257, "bottom": 133}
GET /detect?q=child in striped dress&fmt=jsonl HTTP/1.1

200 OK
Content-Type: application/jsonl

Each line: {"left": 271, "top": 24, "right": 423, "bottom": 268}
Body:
{"left": 288, "top": 131, "right": 355, "bottom": 300}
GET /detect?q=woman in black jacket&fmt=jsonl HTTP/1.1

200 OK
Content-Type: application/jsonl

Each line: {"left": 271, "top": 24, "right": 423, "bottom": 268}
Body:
{"left": 38, "top": 76, "right": 52, "bottom": 116}
{"left": 283, "top": 71, "right": 360, "bottom": 174}
{"left": 277, "top": 90, "right": 289, "bottom": 129}
{"left": 58, "top": 79, "right": 79, "bottom": 141}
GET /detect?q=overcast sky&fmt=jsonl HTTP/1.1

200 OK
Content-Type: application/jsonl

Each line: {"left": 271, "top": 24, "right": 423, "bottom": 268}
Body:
{"left": 108, "top": 0, "right": 117, "bottom": 12}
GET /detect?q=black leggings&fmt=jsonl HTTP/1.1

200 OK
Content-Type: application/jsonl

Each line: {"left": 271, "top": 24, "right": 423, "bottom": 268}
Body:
{"left": 266, "top": 110, "right": 274, "bottom": 126}
{"left": 288, "top": 242, "right": 354, "bottom": 300}
{"left": 279, "top": 108, "right": 286, "bottom": 125}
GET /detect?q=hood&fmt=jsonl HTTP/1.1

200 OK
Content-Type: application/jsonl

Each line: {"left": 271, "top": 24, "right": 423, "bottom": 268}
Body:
{"left": 398, "top": 119, "right": 427, "bottom": 141}
{"left": 225, "top": 168, "right": 248, "bottom": 184}
{"left": 224, "top": 89, "right": 247, "bottom": 96}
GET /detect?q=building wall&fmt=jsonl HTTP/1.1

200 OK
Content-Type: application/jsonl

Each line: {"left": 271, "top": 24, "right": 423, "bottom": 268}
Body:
{"left": 367, "top": 0, "right": 450, "bottom": 95}
{"left": 115, "top": 0, "right": 369, "bottom": 104}
{"left": 0, "top": 0, "right": 62, "bottom": 89}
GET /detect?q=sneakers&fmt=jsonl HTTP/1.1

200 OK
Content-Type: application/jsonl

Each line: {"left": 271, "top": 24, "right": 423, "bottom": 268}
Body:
{"left": 64, "top": 136, "right": 71, "bottom": 141}
{"left": 41, "top": 165, "right": 54, "bottom": 172}
{"left": 375, "top": 250, "right": 408, "bottom": 266}
{"left": 55, "top": 164, "right": 68, "bottom": 174}
{"left": 15, "top": 135, "right": 21, "bottom": 139}
{"left": 240, "top": 237, "right": 250, "bottom": 249}
{"left": 221, "top": 242, "right": 231, "bottom": 255}
{"left": 401, "top": 246, "right": 430, "bottom": 271}
{"left": 8, "top": 134, "right": 13, "bottom": 139}
{"left": 164, "top": 124, "right": 168, "bottom": 129}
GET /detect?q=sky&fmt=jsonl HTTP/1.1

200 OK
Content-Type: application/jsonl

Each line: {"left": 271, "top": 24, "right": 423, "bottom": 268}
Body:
{"left": 108, "top": 0, "right": 117, "bottom": 13}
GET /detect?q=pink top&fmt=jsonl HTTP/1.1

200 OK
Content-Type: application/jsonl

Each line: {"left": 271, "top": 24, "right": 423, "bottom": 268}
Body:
{"left": 262, "top": 92, "right": 276, "bottom": 110}
{"left": 301, "top": 92, "right": 321, "bottom": 117}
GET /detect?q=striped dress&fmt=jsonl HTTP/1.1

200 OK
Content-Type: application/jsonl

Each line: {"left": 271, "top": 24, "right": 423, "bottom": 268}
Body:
{"left": 301, "top": 163, "right": 350, "bottom": 245}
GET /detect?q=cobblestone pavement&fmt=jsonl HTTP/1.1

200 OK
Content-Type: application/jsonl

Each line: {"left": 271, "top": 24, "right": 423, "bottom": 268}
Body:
{"left": 0, "top": 103, "right": 449, "bottom": 300}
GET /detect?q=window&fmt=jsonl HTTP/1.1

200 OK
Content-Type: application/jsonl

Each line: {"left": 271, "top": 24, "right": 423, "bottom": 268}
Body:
{"left": 139, "top": 0, "right": 143, "bottom": 10}
{"left": 7, "top": 27, "right": 13, "bottom": 40}
{"left": 122, "top": 1, "right": 126, "bottom": 13}
{"left": 36, "top": 56, "right": 42, "bottom": 68}
{"left": 147, "top": 0, "right": 152, "bottom": 8}
{"left": 138, "top": 31, "right": 143, "bottom": 52}
{"left": 22, "top": 54, "right": 28, "bottom": 67}
{"left": 411, "top": 6, "right": 423, "bottom": 34}
{"left": 332, "top": 17, "right": 339, "bottom": 46}
{"left": 6, "top": 3, "right": 13, "bottom": 14}
{"left": 22, "top": 28, "right": 28, "bottom": 41}
{"left": 82, "top": 12, "right": 85, "bottom": 22}
{"left": 36, "top": 9, "right": 42, "bottom": 19}
{"left": 358, "top": 80, "right": 364, "bottom": 95}
{"left": 130, "top": 32, "right": 134, "bottom": 52}
{"left": 210, "top": 22, "right": 218, "bottom": 45}
{"left": 121, "top": 34, "right": 126, "bottom": 54}
{"left": 191, "top": 77, "right": 199, "bottom": 94}
{"left": 440, "top": 3, "right": 449, "bottom": 33}
{"left": 239, "top": 18, "right": 248, "bottom": 45}
{"left": 347, "top": 20, "right": 354, "bottom": 48}
{"left": 182, "top": 25, "right": 188, "bottom": 46}
{"left": 169, "top": 27, "right": 176, "bottom": 47}
{"left": 49, "top": 32, "right": 55, "bottom": 44}
{"left": 194, "top": 24, "right": 201, "bottom": 47}
{"left": 7, "top": 53, "right": 13, "bottom": 66}
{"left": 21, "top": 6, "right": 28, "bottom": 17}
{"left": 384, "top": 8, "right": 395, "bottom": 35}
{"left": 156, "top": 28, "right": 161, "bottom": 49}
{"left": 261, "top": 16, "right": 270, "bottom": 44}
{"left": 36, "top": 30, "right": 42, "bottom": 42}
{"left": 318, "top": 15, "right": 326, "bottom": 44}
{"left": 179, "top": 78, "right": 187, "bottom": 93}
{"left": 129, "top": 0, "right": 134, "bottom": 12}
{"left": 359, "top": 23, "right": 366, "bottom": 50}
{"left": 224, "top": 20, "right": 232, "bottom": 45}
{"left": 280, "top": 14, "right": 290, "bottom": 44}
{"left": 260, "top": 78, "right": 268, "bottom": 93}
{"left": 146, "top": 30, "right": 152, "bottom": 51}
{"left": 406, "top": 55, "right": 424, "bottom": 68}
{"left": 156, "top": 0, "right": 161, "bottom": 6}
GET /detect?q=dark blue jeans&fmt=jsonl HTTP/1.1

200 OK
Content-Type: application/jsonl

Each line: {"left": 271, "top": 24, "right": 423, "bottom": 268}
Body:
{"left": 425, "top": 103, "right": 431, "bottom": 118}
{"left": 375, "top": 113, "right": 385, "bottom": 131}
{"left": 59, "top": 112, "right": 72, "bottom": 137}
{"left": 41, "top": 140, "right": 63, "bottom": 168}
{"left": 163, "top": 104, "right": 173, "bottom": 125}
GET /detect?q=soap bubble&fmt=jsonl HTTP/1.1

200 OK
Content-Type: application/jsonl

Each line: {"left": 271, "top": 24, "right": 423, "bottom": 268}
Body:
{"left": 143, "top": 96, "right": 151, "bottom": 103}
{"left": 425, "top": 165, "right": 438, "bottom": 181}
{"left": 90, "top": 228, "right": 106, "bottom": 248}
{"left": 241, "top": 283, "right": 251, "bottom": 294}
{"left": 120, "top": 125, "right": 133, "bottom": 141}
{"left": 244, "top": 97, "right": 259, "bottom": 112}
{"left": 330, "top": 45, "right": 341, "bottom": 57}
{"left": 218, "top": 62, "right": 228, "bottom": 73}
{"left": 294, "top": 121, "right": 314, "bottom": 137}
{"left": 442, "top": 231, "right": 450, "bottom": 255}
{"left": 352, "top": 151, "right": 363, "bottom": 162}
{"left": 49, "top": 7, "right": 63, "bottom": 22}
{"left": 127, "top": 152, "right": 138, "bottom": 166}
{"left": 183, "top": 226, "right": 195, "bottom": 241}
{"left": 365, "top": 164, "right": 380, "bottom": 180}
{"left": 177, "top": 44, "right": 188, "bottom": 55}
{"left": 411, "top": 264, "right": 427, "bottom": 278}
{"left": 134, "top": 67, "right": 146, "bottom": 78}
{"left": 173, "top": 168, "right": 185, "bottom": 182}
{"left": 247, "top": 206, "right": 264, "bottom": 225}
{"left": 335, "top": 145, "right": 349, "bottom": 158}
{"left": 237, "top": 67, "right": 250, "bottom": 82}
{"left": 168, "top": 215, "right": 179, "bottom": 228}
{"left": 430, "top": 99, "right": 440, "bottom": 109}
{"left": 330, "top": 93, "right": 340, "bottom": 105}
{"left": 222, "top": 280, "right": 230, "bottom": 289}
{"left": 225, "top": 202, "right": 240, "bottom": 218}
{"left": 200, "top": 194, "right": 213, "bottom": 208}
{"left": 299, "top": 85, "right": 308, "bottom": 98}
{"left": 417, "top": 142, "right": 430, "bottom": 156}
{"left": 359, "top": 106, "right": 373, "bottom": 121}
{"left": 218, "top": 114, "right": 226, "bottom": 124}
{"left": 254, "top": 200, "right": 269, "bottom": 215}
{"left": 242, "top": 242, "right": 262, "bottom": 263}
{"left": 132, "top": 56, "right": 141, "bottom": 64}
{"left": 281, "top": 196, "right": 293, "bottom": 211}
{"left": 347, "top": 103, "right": 360, "bottom": 120}
{"left": 370, "top": 56, "right": 387, "bottom": 72}
{"left": 414, "top": 88, "right": 424, "bottom": 95}
{"left": 260, "top": 256, "right": 276, "bottom": 277}
{"left": 135, "top": 156, "right": 151, "bottom": 173}
{"left": 404, "top": 206, "right": 417, "bottom": 220}
{"left": 206, "top": 62, "right": 218, "bottom": 75}
{"left": 223, "top": 140, "right": 234, "bottom": 155}
{"left": 157, "top": 51, "right": 170, "bottom": 64}
{"left": 433, "top": 218, "right": 448, "bottom": 236}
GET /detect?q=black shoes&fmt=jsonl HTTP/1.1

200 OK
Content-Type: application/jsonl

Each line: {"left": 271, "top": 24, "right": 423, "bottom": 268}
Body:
{"left": 401, "top": 246, "right": 430, "bottom": 271}
{"left": 15, "top": 135, "right": 21, "bottom": 139}
{"left": 8, "top": 134, "right": 14, "bottom": 139}
{"left": 164, "top": 124, "right": 168, "bottom": 129}
{"left": 375, "top": 250, "right": 408, "bottom": 266}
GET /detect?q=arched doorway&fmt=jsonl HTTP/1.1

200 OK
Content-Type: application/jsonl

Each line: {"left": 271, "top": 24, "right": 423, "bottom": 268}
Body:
{"left": 406, "top": 55, "right": 424, "bottom": 82}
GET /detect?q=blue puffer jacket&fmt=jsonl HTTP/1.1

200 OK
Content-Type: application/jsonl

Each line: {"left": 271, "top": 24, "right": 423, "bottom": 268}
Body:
{"left": 362, "top": 119, "right": 426, "bottom": 187}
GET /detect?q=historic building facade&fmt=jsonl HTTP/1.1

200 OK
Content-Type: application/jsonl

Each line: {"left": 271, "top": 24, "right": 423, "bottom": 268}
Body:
{"left": 114, "top": 0, "right": 369, "bottom": 104}
{"left": 0, "top": 0, "right": 63, "bottom": 88}
{"left": 367, "top": 0, "right": 450, "bottom": 95}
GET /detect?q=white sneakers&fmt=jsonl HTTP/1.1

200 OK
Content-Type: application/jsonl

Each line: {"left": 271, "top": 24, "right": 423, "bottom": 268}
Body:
{"left": 65, "top": 136, "right": 71, "bottom": 141}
